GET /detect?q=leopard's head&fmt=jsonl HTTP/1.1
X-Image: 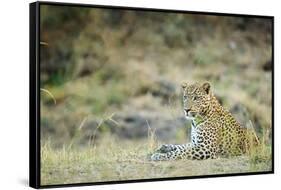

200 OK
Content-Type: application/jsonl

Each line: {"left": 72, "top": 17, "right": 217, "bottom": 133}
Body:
{"left": 181, "top": 82, "right": 212, "bottom": 120}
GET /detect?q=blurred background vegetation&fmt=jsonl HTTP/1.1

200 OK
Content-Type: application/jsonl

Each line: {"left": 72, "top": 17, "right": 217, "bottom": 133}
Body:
{"left": 40, "top": 5, "right": 272, "bottom": 149}
{"left": 39, "top": 5, "right": 272, "bottom": 185}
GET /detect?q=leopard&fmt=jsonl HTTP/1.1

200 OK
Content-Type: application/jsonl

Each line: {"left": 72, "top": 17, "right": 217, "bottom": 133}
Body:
{"left": 150, "top": 82, "right": 258, "bottom": 161}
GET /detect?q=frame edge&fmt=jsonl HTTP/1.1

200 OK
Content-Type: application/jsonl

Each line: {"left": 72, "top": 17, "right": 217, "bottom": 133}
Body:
{"left": 29, "top": 1, "right": 40, "bottom": 189}
{"left": 30, "top": 1, "right": 274, "bottom": 188}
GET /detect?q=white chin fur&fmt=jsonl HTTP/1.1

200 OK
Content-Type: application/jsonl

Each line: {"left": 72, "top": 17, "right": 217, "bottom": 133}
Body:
{"left": 185, "top": 115, "right": 194, "bottom": 120}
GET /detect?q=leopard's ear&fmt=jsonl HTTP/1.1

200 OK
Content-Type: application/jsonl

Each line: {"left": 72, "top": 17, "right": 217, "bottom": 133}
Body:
{"left": 181, "top": 82, "right": 188, "bottom": 89}
{"left": 202, "top": 82, "right": 211, "bottom": 94}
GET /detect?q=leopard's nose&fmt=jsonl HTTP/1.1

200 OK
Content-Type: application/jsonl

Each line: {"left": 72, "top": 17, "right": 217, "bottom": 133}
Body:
{"left": 184, "top": 109, "right": 191, "bottom": 114}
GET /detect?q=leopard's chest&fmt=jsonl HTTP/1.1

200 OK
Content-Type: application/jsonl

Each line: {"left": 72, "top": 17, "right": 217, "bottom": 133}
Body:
{"left": 191, "top": 120, "right": 206, "bottom": 145}
{"left": 191, "top": 121, "right": 199, "bottom": 145}
{"left": 190, "top": 118, "right": 220, "bottom": 145}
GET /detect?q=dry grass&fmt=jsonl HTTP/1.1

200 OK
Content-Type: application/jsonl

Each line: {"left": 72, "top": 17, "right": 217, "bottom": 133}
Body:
{"left": 41, "top": 131, "right": 272, "bottom": 186}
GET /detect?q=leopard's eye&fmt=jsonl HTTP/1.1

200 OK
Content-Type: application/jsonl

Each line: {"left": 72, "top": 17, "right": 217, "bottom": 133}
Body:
{"left": 192, "top": 96, "right": 198, "bottom": 101}
{"left": 183, "top": 95, "right": 187, "bottom": 99}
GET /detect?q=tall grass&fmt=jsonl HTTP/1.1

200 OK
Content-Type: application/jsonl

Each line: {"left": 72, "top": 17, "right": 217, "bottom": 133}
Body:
{"left": 41, "top": 115, "right": 272, "bottom": 186}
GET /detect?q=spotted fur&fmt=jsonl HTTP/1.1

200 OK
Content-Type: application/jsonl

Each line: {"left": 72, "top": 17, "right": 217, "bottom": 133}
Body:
{"left": 150, "top": 82, "right": 255, "bottom": 161}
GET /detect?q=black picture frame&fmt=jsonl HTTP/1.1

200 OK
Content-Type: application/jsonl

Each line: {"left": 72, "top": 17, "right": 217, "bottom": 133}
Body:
{"left": 30, "top": 1, "right": 274, "bottom": 189}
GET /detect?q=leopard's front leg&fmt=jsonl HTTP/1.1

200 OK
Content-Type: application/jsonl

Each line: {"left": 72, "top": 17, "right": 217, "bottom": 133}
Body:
{"left": 155, "top": 144, "right": 179, "bottom": 153}
{"left": 150, "top": 143, "right": 215, "bottom": 161}
{"left": 150, "top": 143, "right": 193, "bottom": 161}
